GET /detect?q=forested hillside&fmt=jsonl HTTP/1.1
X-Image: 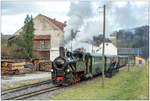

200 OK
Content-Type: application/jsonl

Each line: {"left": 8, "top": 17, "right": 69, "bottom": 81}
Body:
{"left": 115, "top": 25, "right": 149, "bottom": 59}
{"left": 93, "top": 25, "right": 149, "bottom": 59}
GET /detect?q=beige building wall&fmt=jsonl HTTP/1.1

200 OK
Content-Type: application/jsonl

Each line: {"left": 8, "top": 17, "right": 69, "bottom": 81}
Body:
{"left": 13, "top": 14, "right": 64, "bottom": 61}
{"left": 99, "top": 42, "right": 117, "bottom": 56}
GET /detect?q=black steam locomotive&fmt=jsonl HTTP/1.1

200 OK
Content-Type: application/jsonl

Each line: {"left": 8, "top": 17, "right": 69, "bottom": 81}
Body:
{"left": 51, "top": 47, "right": 128, "bottom": 86}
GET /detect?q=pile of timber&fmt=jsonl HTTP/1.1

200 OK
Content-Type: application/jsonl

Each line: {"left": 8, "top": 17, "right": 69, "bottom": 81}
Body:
{"left": 15, "top": 68, "right": 33, "bottom": 75}
{"left": 1, "top": 61, "right": 35, "bottom": 75}
{"left": 1, "top": 59, "right": 52, "bottom": 75}
{"left": 39, "top": 61, "right": 52, "bottom": 72}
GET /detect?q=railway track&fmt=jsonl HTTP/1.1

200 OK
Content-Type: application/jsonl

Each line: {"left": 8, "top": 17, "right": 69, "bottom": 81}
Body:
{"left": 2, "top": 80, "right": 51, "bottom": 95}
{"left": 2, "top": 66, "right": 127, "bottom": 100}
{"left": 4, "top": 86, "right": 60, "bottom": 100}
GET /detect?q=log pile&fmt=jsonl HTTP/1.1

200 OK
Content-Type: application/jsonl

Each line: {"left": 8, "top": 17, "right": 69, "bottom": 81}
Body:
{"left": 1, "top": 59, "right": 52, "bottom": 75}
{"left": 15, "top": 68, "right": 33, "bottom": 75}
{"left": 39, "top": 61, "right": 52, "bottom": 72}
{"left": 1, "top": 61, "right": 34, "bottom": 75}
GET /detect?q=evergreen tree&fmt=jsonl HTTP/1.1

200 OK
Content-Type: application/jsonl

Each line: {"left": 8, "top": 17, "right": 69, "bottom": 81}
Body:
{"left": 8, "top": 14, "right": 35, "bottom": 59}
{"left": 21, "top": 14, "right": 35, "bottom": 58}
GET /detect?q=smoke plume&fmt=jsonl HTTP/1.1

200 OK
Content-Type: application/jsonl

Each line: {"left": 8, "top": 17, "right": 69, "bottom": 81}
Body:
{"left": 64, "top": 1, "right": 148, "bottom": 51}
{"left": 64, "top": 1, "right": 93, "bottom": 43}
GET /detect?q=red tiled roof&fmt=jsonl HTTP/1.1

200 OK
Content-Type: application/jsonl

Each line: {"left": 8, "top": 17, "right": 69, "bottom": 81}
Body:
{"left": 34, "top": 35, "right": 50, "bottom": 40}
{"left": 42, "top": 15, "right": 67, "bottom": 31}
{"left": 8, "top": 35, "right": 20, "bottom": 41}
{"left": 8, "top": 35, "right": 17, "bottom": 40}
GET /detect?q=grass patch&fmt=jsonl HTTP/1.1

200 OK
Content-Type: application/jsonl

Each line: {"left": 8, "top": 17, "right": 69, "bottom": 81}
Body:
{"left": 51, "top": 65, "right": 149, "bottom": 100}
{"left": 2, "top": 77, "right": 51, "bottom": 90}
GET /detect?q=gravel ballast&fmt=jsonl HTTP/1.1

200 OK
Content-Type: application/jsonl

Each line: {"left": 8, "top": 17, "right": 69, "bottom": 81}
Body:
{"left": 1, "top": 71, "right": 51, "bottom": 91}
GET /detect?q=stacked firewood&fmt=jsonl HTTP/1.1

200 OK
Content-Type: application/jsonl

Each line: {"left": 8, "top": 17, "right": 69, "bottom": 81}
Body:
{"left": 1, "top": 61, "right": 34, "bottom": 75}
{"left": 1, "top": 59, "right": 52, "bottom": 75}
{"left": 39, "top": 61, "right": 52, "bottom": 72}
{"left": 15, "top": 68, "right": 33, "bottom": 75}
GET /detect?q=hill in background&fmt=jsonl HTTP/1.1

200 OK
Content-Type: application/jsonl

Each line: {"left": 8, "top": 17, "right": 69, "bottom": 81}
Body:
{"left": 93, "top": 25, "right": 149, "bottom": 59}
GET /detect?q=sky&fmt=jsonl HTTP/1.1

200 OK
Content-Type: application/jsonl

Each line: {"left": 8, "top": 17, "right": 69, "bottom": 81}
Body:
{"left": 1, "top": 1, "right": 70, "bottom": 35}
{"left": 1, "top": 0, "right": 149, "bottom": 38}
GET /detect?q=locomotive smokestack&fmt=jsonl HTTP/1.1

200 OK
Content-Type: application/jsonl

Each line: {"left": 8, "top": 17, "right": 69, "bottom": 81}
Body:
{"left": 59, "top": 47, "right": 65, "bottom": 57}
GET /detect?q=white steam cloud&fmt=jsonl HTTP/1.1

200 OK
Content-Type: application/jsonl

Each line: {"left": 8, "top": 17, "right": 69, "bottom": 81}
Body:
{"left": 64, "top": 1, "right": 93, "bottom": 43}
{"left": 64, "top": 1, "right": 148, "bottom": 51}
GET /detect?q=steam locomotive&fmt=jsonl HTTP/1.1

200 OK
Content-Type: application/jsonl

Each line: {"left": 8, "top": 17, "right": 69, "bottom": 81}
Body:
{"left": 51, "top": 47, "right": 128, "bottom": 86}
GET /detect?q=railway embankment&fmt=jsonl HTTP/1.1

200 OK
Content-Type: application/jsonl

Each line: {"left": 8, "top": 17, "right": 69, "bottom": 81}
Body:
{"left": 51, "top": 65, "right": 148, "bottom": 100}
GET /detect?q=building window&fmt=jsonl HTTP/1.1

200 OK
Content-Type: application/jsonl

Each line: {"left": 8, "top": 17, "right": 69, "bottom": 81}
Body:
{"left": 42, "top": 40, "right": 46, "bottom": 45}
{"left": 40, "top": 40, "right": 46, "bottom": 49}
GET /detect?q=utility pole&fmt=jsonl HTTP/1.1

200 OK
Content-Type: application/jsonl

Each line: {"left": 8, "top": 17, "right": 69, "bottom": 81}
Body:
{"left": 128, "top": 44, "right": 130, "bottom": 71}
{"left": 102, "top": 5, "right": 106, "bottom": 88}
{"left": 128, "top": 50, "right": 130, "bottom": 71}
{"left": 70, "top": 40, "right": 72, "bottom": 51}
{"left": 92, "top": 44, "right": 93, "bottom": 53}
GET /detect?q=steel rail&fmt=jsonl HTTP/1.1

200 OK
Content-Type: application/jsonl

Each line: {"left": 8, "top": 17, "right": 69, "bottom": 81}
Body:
{"left": 3, "top": 65, "right": 127, "bottom": 100}
{"left": 4, "top": 86, "right": 60, "bottom": 100}
{"left": 2, "top": 80, "right": 51, "bottom": 95}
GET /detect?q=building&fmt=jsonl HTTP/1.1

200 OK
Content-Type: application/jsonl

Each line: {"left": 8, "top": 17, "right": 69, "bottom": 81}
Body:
{"left": 8, "top": 14, "right": 67, "bottom": 61}
{"left": 117, "top": 48, "right": 142, "bottom": 64}
{"left": 98, "top": 41, "right": 118, "bottom": 56}
{"left": 90, "top": 40, "right": 142, "bottom": 57}
{"left": 135, "top": 56, "right": 145, "bottom": 65}
{"left": 117, "top": 48, "right": 142, "bottom": 56}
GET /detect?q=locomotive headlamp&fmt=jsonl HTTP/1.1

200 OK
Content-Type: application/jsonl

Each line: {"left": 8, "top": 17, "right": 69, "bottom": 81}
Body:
{"left": 67, "top": 69, "right": 70, "bottom": 72}
{"left": 50, "top": 69, "right": 53, "bottom": 72}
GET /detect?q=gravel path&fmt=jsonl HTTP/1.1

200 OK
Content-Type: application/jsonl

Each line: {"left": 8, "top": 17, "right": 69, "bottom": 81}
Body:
{"left": 1, "top": 71, "right": 51, "bottom": 91}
